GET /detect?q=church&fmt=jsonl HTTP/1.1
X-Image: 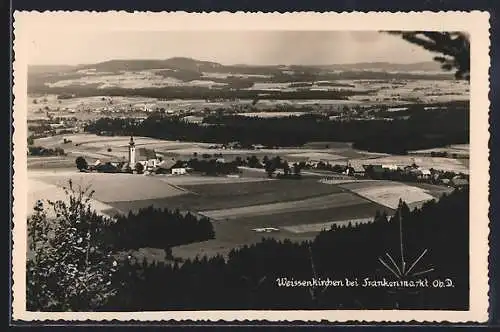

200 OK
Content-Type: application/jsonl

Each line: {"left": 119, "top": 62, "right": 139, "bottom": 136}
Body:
{"left": 128, "top": 136, "right": 161, "bottom": 171}
{"left": 127, "top": 136, "right": 181, "bottom": 174}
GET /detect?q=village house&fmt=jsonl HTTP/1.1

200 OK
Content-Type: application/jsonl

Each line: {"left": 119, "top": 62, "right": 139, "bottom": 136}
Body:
{"left": 171, "top": 167, "right": 187, "bottom": 175}
{"left": 418, "top": 168, "right": 432, "bottom": 180}
{"left": 352, "top": 164, "right": 366, "bottom": 178}
{"left": 251, "top": 144, "right": 266, "bottom": 150}
{"left": 382, "top": 164, "right": 399, "bottom": 171}
{"left": 151, "top": 158, "right": 178, "bottom": 174}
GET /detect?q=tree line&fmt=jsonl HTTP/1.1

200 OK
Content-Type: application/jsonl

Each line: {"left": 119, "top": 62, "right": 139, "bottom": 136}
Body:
{"left": 28, "top": 146, "right": 66, "bottom": 157}
{"left": 100, "top": 207, "right": 214, "bottom": 252}
{"left": 184, "top": 158, "right": 241, "bottom": 176}
{"left": 84, "top": 104, "right": 468, "bottom": 154}
{"left": 28, "top": 84, "right": 358, "bottom": 101}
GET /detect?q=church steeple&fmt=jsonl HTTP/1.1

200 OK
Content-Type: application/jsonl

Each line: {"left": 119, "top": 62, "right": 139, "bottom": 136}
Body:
{"left": 128, "top": 135, "right": 136, "bottom": 166}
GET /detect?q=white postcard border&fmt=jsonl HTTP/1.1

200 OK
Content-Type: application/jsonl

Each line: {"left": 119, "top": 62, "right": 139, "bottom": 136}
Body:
{"left": 12, "top": 11, "right": 491, "bottom": 322}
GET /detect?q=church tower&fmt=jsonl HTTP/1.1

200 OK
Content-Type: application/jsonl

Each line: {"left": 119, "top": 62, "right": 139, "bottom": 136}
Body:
{"left": 128, "top": 136, "right": 136, "bottom": 166}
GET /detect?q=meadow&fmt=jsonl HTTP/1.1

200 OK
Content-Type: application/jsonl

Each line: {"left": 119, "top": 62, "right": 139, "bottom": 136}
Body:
{"left": 339, "top": 180, "right": 437, "bottom": 209}
{"left": 200, "top": 192, "right": 368, "bottom": 220}
{"left": 28, "top": 132, "right": 461, "bottom": 260}
{"left": 29, "top": 171, "right": 187, "bottom": 204}
{"left": 33, "top": 133, "right": 373, "bottom": 167}
{"left": 350, "top": 155, "right": 469, "bottom": 174}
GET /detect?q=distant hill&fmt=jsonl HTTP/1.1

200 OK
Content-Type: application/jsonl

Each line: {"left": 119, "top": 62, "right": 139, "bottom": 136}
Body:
{"left": 34, "top": 58, "right": 442, "bottom": 74}
{"left": 77, "top": 57, "right": 224, "bottom": 73}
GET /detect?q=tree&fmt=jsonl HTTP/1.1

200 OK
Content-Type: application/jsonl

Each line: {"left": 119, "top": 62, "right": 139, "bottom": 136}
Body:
{"left": 235, "top": 156, "right": 244, "bottom": 166}
{"left": 75, "top": 156, "right": 88, "bottom": 172}
{"left": 247, "top": 155, "right": 260, "bottom": 168}
{"left": 265, "top": 162, "right": 276, "bottom": 178}
{"left": 272, "top": 156, "right": 282, "bottom": 169}
{"left": 135, "top": 162, "right": 145, "bottom": 174}
{"left": 293, "top": 162, "right": 302, "bottom": 176}
{"left": 26, "top": 181, "right": 117, "bottom": 310}
{"left": 387, "top": 31, "right": 470, "bottom": 80}
{"left": 27, "top": 136, "right": 34, "bottom": 146}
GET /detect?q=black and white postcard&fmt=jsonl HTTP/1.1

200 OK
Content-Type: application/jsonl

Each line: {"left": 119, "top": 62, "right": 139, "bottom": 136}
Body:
{"left": 12, "top": 11, "right": 490, "bottom": 322}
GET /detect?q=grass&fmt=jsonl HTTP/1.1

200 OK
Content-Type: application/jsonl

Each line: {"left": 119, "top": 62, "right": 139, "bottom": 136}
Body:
{"left": 28, "top": 156, "right": 76, "bottom": 169}
{"left": 27, "top": 178, "right": 118, "bottom": 218}
{"left": 200, "top": 192, "right": 368, "bottom": 220}
{"left": 286, "top": 152, "right": 347, "bottom": 161}
{"left": 282, "top": 217, "right": 375, "bottom": 234}
{"left": 340, "top": 181, "right": 435, "bottom": 209}
{"left": 353, "top": 155, "right": 469, "bottom": 174}
{"left": 108, "top": 178, "right": 348, "bottom": 213}
{"left": 30, "top": 172, "right": 187, "bottom": 203}
{"left": 171, "top": 202, "right": 389, "bottom": 260}
{"left": 159, "top": 175, "right": 271, "bottom": 186}
{"left": 216, "top": 202, "right": 390, "bottom": 229}
{"left": 405, "top": 182, "right": 454, "bottom": 198}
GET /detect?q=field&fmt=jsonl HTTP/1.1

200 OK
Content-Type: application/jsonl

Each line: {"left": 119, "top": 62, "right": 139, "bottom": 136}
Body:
{"left": 237, "top": 112, "right": 306, "bottom": 118}
{"left": 339, "top": 180, "right": 442, "bottom": 210}
{"left": 106, "top": 178, "right": 346, "bottom": 212}
{"left": 29, "top": 171, "right": 187, "bottom": 205}
{"left": 33, "top": 134, "right": 469, "bottom": 175}
{"left": 200, "top": 192, "right": 368, "bottom": 220}
{"left": 27, "top": 163, "right": 451, "bottom": 261}
{"left": 28, "top": 133, "right": 461, "bottom": 261}
{"left": 282, "top": 218, "right": 374, "bottom": 233}
{"left": 350, "top": 155, "right": 469, "bottom": 174}
{"left": 409, "top": 144, "right": 470, "bottom": 158}
{"left": 27, "top": 178, "right": 119, "bottom": 218}
{"left": 32, "top": 133, "right": 375, "bottom": 167}
{"left": 30, "top": 69, "right": 469, "bottom": 106}
{"left": 286, "top": 152, "right": 346, "bottom": 161}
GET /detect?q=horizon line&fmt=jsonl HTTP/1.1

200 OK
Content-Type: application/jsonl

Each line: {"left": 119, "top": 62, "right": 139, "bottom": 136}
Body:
{"left": 28, "top": 57, "right": 439, "bottom": 68}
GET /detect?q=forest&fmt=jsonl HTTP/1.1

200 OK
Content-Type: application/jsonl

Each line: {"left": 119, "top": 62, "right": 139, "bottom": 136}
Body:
{"left": 100, "top": 207, "right": 215, "bottom": 252}
{"left": 84, "top": 103, "right": 469, "bottom": 154}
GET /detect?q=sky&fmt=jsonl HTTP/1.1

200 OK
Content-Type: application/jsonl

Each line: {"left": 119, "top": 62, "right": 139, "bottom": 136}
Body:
{"left": 26, "top": 31, "right": 437, "bottom": 66}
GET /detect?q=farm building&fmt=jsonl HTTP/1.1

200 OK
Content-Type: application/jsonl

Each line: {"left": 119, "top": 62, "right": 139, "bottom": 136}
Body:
{"left": 382, "top": 164, "right": 399, "bottom": 171}
{"left": 182, "top": 115, "right": 204, "bottom": 124}
{"left": 352, "top": 164, "right": 366, "bottom": 177}
{"left": 172, "top": 168, "right": 187, "bottom": 175}
{"left": 418, "top": 168, "right": 432, "bottom": 179}
{"left": 153, "top": 158, "right": 178, "bottom": 174}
